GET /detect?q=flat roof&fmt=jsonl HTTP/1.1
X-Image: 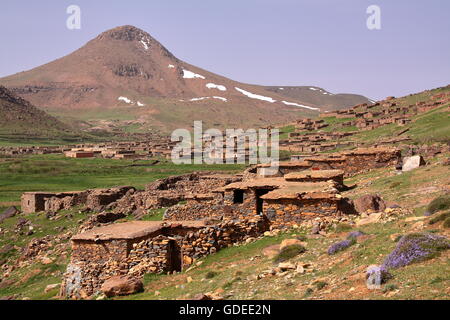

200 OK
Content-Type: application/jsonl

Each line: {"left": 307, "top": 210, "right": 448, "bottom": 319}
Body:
{"left": 284, "top": 170, "right": 344, "bottom": 180}
{"left": 257, "top": 161, "right": 311, "bottom": 168}
{"left": 72, "top": 220, "right": 207, "bottom": 241}
{"left": 218, "top": 178, "right": 288, "bottom": 191}
{"left": 261, "top": 182, "right": 339, "bottom": 200}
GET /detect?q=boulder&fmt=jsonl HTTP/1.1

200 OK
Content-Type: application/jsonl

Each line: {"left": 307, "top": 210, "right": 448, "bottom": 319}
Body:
{"left": 402, "top": 155, "right": 426, "bottom": 172}
{"left": 193, "top": 294, "right": 212, "bottom": 300}
{"left": 280, "top": 239, "right": 306, "bottom": 250}
{"left": 366, "top": 265, "right": 392, "bottom": 290}
{"left": 100, "top": 276, "right": 143, "bottom": 298}
{"left": 354, "top": 194, "right": 386, "bottom": 213}
{"left": 44, "top": 283, "right": 60, "bottom": 293}
{"left": 356, "top": 212, "right": 383, "bottom": 226}
{"left": 262, "top": 245, "right": 280, "bottom": 258}
{"left": 0, "top": 207, "right": 19, "bottom": 224}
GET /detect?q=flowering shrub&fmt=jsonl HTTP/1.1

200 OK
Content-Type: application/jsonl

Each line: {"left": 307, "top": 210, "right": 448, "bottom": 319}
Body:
{"left": 382, "top": 233, "right": 450, "bottom": 269}
{"left": 327, "top": 238, "right": 356, "bottom": 255}
{"left": 347, "top": 231, "right": 365, "bottom": 239}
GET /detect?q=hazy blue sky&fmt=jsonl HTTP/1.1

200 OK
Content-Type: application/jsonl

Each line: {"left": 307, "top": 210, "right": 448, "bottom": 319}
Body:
{"left": 0, "top": 0, "right": 449, "bottom": 100}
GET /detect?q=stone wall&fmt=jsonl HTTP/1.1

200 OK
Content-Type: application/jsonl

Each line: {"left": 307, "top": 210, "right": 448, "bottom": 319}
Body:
{"left": 305, "top": 149, "right": 401, "bottom": 176}
{"left": 61, "top": 216, "right": 268, "bottom": 299}
{"left": 263, "top": 199, "right": 340, "bottom": 229}
{"left": 164, "top": 189, "right": 261, "bottom": 221}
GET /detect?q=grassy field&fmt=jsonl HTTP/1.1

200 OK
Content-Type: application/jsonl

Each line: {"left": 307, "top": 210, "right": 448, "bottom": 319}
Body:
{"left": 0, "top": 153, "right": 449, "bottom": 300}
{"left": 0, "top": 154, "right": 245, "bottom": 206}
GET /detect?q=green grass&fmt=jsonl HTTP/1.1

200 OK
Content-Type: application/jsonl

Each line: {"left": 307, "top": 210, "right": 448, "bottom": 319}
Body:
{"left": 0, "top": 206, "right": 90, "bottom": 299}
{"left": 0, "top": 154, "right": 245, "bottom": 204}
{"left": 278, "top": 125, "right": 295, "bottom": 140}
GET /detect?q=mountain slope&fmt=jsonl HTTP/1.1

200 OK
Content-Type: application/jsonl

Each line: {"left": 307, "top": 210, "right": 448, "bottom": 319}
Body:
{"left": 0, "top": 25, "right": 371, "bottom": 132}
{"left": 0, "top": 86, "right": 78, "bottom": 140}
{"left": 264, "top": 86, "right": 374, "bottom": 111}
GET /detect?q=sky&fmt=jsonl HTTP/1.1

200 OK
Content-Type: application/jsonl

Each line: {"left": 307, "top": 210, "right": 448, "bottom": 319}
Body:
{"left": 0, "top": 0, "right": 449, "bottom": 100}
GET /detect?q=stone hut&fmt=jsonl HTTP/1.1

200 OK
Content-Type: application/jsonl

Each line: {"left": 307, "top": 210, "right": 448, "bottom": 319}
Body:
{"left": 260, "top": 181, "right": 348, "bottom": 229}
{"left": 61, "top": 217, "right": 268, "bottom": 298}
{"left": 20, "top": 186, "right": 134, "bottom": 214}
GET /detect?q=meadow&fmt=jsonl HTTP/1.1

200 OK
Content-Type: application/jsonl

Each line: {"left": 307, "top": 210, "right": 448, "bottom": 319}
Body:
{"left": 0, "top": 154, "right": 245, "bottom": 206}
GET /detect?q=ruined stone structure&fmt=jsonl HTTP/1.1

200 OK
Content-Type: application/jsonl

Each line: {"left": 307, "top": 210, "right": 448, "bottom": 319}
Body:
{"left": 61, "top": 217, "right": 268, "bottom": 298}
{"left": 164, "top": 171, "right": 355, "bottom": 225}
{"left": 21, "top": 186, "right": 134, "bottom": 214}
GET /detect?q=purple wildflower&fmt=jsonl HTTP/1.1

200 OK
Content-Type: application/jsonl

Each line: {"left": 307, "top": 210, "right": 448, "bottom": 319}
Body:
{"left": 382, "top": 233, "right": 450, "bottom": 269}
{"left": 347, "top": 231, "right": 365, "bottom": 240}
{"left": 327, "top": 238, "right": 356, "bottom": 255}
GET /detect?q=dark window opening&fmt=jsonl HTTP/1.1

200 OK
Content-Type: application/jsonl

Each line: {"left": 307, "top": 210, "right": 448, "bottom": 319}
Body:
{"left": 233, "top": 190, "right": 244, "bottom": 204}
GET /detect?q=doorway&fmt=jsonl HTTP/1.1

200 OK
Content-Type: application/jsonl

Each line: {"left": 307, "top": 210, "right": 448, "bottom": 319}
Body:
{"left": 167, "top": 240, "right": 182, "bottom": 272}
{"left": 255, "top": 189, "right": 271, "bottom": 215}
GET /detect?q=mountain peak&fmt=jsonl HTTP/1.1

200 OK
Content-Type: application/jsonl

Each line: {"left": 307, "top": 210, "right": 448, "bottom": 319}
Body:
{"left": 98, "top": 25, "right": 153, "bottom": 42}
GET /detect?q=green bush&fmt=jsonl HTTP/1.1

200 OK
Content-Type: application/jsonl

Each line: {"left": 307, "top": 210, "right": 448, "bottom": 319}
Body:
{"left": 382, "top": 284, "right": 398, "bottom": 293}
{"left": 429, "top": 210, "right": 450, "bottom": 225}
{"left": 443, "top": 218, "right": 450, "bottom": 229}
{"left": 426, "top": 195, "right": 450, "bottom": 215}
{"left": 205, "top": 271, "right": 218, "bottom": 279}
{"left": 315, "top": 281, "right": 328, "bottom": 290}
{"left": 273, "top": 244, "right": 306, "bottom": 263}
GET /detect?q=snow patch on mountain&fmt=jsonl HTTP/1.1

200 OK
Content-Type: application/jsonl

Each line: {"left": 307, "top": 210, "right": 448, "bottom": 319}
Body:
{"left": 206, "top": 83, "right": 227, "bottom": 91}
{"left": 189, "top": 96, "right": 227, "bottom": 102}
{"left": 282, "top": 101, "right": 319, "bottom": 111}
{"left": 235, "top": 87, "right": 276, "bottom": 103}
{"left": 168, "top": 64, "right": 175, "bottom": 69}
{"left": 137, "top": 101, "right": 145, "bottom": 107}
{"left": 118, "top": 96, "right": 132, "bottom": 104}
{"left": 183, "top": 70, "right": 206, "bottom": 79}
{"left": 140, "top": 40, "right": 149, "bottom": 50}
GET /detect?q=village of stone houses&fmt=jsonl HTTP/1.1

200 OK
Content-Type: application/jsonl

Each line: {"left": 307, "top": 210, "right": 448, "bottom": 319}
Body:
{"left": 0, "top": 83, "right": 448, "bottom": 301}
{"left": 0, "top": 12, "right": 449, "bottom": 301}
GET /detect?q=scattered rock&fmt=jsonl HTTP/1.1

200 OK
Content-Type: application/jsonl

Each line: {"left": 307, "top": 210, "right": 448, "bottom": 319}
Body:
{"left": 44, "top": 283, "right": 60, "bottom": 293}
{"left": 354, "top": 194, "right": 386, "bottom": 213}
{"left": 278, "top": 262, "right": 296, "bottom": 271}
{"left": 0, "top": 207, "right": 20, "bottom": 224}
{"left": 262, "top": 245, "right": 280, "bottom": 258}
{"left": 193, "top": 294, "right": 212, "bottom": 300}
{"left": 40, "top": 257, "right": 53, "bottom": 265}
{"left": 402, "top": 155, "right": 426, "bottom": 172}
{"left": 366, "top": 265, "right": 392, "bottom": 290}
{"left": 100, "top": 276, "right": 144, "bottom": 298}
{"left": 356, "top": 212, "right": 383, "bottom": 226}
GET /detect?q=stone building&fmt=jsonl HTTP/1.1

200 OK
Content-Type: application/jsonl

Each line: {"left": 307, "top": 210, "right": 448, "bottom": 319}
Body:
{"left": 21, "top": 186, "right": 134, "bottom": 214}
{"left": 61, "top": 217, "right": 268, "bottom": 298}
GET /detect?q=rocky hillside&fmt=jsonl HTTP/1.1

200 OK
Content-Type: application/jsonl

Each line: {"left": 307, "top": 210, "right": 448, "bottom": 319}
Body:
{"left": 0, "top": 25, "right": 371, "bottom": 132}
{"left": 0, "top": 86, "right": 78, "bottom": 140}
